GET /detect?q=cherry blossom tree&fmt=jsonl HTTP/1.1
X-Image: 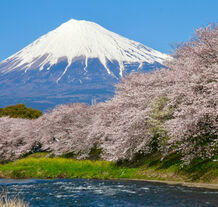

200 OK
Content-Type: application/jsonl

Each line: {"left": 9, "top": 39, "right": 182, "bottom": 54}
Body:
{"left": 165, "top": 24, "right": 218, "bottom": 163}
{"left": 0, "top": 117, "right": 36, "bottom": 161}
{"left": 0, "top": 24, "right": 217, "bottom": 164}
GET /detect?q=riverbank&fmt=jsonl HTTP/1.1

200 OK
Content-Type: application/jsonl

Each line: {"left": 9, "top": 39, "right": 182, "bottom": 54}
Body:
{"left": 0, "top": 153, "right": 217, "bottom": 189}
{"left": 117, "top": 179, "right": 218, "bottom": 189}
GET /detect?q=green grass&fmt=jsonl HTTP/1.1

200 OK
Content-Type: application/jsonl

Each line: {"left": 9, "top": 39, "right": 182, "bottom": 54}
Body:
{"left": 130, "top": 153, "right": 218, "bottom": 183}
{"left": 0, "top": 156, "right": 137, "bottom": 180}
{"left": 0, "top": 153, "right": 217, "bottom": 184}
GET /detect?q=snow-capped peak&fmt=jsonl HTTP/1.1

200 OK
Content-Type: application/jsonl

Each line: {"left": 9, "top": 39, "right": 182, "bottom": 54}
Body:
{"left": 1, "top": 19, "right": 170, "bottom": 80}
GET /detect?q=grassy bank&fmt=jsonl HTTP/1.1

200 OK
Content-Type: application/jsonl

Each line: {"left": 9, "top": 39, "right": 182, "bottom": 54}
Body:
{"left": 0, "top": 153, "right": 217, "bottom": 186}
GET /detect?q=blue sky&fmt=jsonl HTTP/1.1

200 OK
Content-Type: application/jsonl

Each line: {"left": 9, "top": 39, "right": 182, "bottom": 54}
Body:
{"left": 0, "top": 0, "right": 217, "bottom": 61}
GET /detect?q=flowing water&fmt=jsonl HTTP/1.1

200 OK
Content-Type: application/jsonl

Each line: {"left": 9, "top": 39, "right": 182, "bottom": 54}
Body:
{"left": 0, "top": 179, "right": 217, "bottom": 207}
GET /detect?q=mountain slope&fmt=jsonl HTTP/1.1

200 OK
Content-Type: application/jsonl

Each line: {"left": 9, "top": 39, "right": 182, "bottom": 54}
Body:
{"left": 0, "top": 19, "right": 170, "bottom": 111}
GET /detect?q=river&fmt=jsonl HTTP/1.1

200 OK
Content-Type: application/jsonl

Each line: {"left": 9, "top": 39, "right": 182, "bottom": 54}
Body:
{"left": 0, "top": 179, "right": 217, "bottom": 207}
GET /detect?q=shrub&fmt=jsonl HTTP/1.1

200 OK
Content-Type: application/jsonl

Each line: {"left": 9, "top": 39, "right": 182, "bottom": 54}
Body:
{"left": 88, "top": 144, "right": 103, "bottom": 160}
{"left": 0, "top": 104, "right": 42, "bottom": 119}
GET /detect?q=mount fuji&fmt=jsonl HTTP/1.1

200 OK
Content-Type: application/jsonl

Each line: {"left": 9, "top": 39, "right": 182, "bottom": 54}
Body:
{"left": 0, "top": 19, "right": 170, "bottom": 111}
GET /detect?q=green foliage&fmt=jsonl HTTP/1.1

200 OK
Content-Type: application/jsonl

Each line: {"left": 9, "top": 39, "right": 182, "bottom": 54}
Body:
{"left": 181, "top": 156, "right": 218, "bottom": 182}
{"left": 88, "top": 144, "right": 103, "bottom": 160}
{"left": 23, "top": 152, "right": 49, "bottom": 159}
{"left": 117, "top": 153, "right": 218, "bottom": 183}
{"left": 0, "top": 157, "right": 136, "bottom": 180}
{"left": 0, "top": 104, "right": 42, "bottom": 119}
{"left": 0, "top": 154, "right": 217, "bottom": 183}
{"left": 147, "top": 96, "right": 174, "bottom": 153}
{"left": 60, "top": 152, "right": 76, "bottom": 158}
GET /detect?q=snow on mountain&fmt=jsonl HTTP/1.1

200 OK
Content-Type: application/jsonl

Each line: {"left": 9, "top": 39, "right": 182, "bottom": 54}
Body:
{"left": 1, "top": 19, "right": 169, "bottom": 80}
{"left": 0, "top": 19, "right": 170, "bottom": 111}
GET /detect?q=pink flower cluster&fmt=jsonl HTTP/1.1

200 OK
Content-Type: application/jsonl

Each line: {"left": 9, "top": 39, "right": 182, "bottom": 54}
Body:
{"left": 0, "top": 24, "right": 217, "bottom": 163}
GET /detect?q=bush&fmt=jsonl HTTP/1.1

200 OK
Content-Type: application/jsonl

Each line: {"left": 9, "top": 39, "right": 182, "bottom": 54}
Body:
{"left": 0, "top": 104, "right": 42, "bottom": 119}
